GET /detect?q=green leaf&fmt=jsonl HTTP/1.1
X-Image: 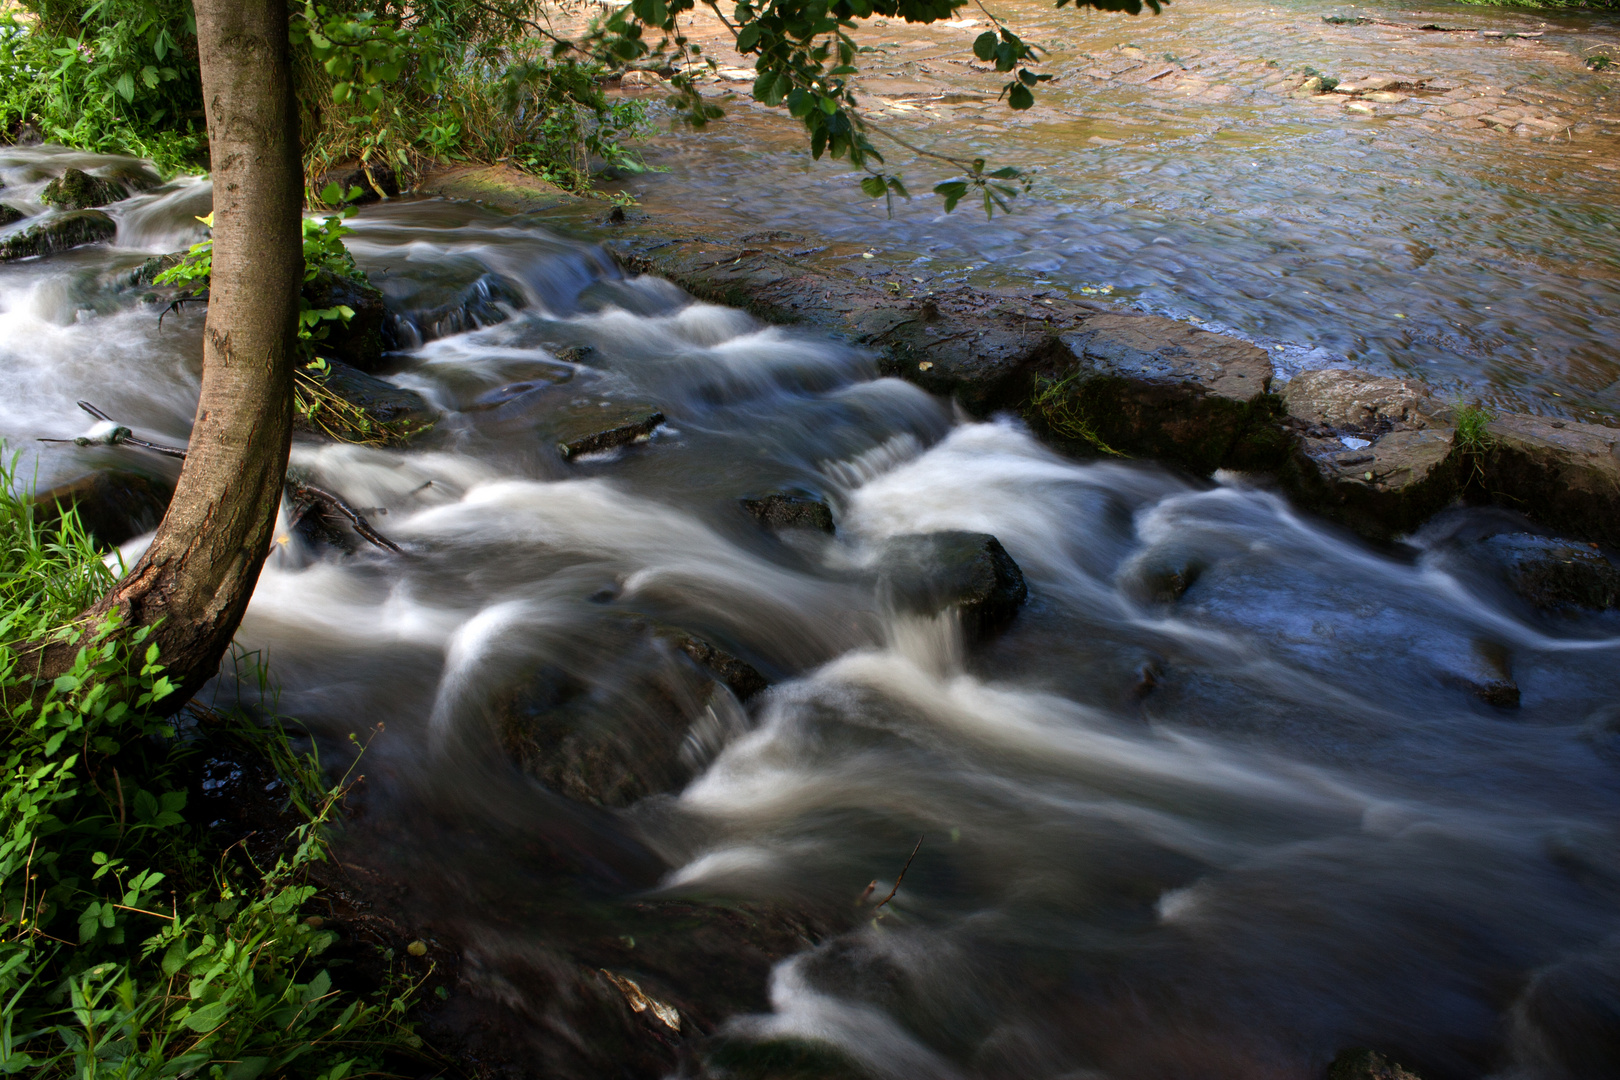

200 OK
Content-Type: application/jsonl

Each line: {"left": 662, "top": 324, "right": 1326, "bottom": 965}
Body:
{"left": 736, "top": 23, "right": 761, "bottom": 51}
{"left": 182, "top": 1000, "right": 231, "bottom": 1033}
{"left": 973, "top": 31, "right": 996, "bottom": 61}
{"left": 934, "top": 180, "right": 967, "bottom": 212}
{"left": 225, "top": 1058, "right": 268, "bottom": 1080}
{"left": 860, "top": 176, "right": 886, "bottom": 198}
{"left": 1008, "top": 83, "right": 1034, "bottom": 109}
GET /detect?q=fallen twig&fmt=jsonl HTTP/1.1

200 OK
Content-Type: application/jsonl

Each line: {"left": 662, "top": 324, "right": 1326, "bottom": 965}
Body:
{"left": 872, "top": 835, "right": 924, "bottom": 916}
{"left": 287, "top": 481, "right": 402, "bottom": 553}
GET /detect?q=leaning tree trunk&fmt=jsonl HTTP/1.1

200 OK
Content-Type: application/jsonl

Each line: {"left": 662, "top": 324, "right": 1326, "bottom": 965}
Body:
{"left": 43, "top": 1, "right": 303, "bottom": 700}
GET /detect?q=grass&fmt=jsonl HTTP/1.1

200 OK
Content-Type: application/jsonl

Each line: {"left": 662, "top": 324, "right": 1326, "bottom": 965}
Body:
{"left": 1454, "top": 401, "right": 1495, "bottom": 455}
{"left": 0, "top": 449, "right": 116, "bottom": 643}
{"left": 1029, "top": 373, "right": 1128, "bottom": 457}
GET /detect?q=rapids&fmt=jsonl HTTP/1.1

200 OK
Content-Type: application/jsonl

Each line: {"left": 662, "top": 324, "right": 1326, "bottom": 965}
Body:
{"left": 3, "top": 134, "right": 1620, "bottom": 1079}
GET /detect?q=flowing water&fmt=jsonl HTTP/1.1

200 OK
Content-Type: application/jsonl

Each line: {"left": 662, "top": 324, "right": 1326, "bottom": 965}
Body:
{"left": 616, "top": 0, "right": 1620, "bottom": 421}
{"left": 3, "top": 79, "right": 1620, "bottom": 1080}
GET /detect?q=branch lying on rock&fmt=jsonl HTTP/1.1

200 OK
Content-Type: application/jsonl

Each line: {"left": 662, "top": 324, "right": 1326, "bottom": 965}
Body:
{"left": 40, "top": 402, "right": 402, "bottom": 554}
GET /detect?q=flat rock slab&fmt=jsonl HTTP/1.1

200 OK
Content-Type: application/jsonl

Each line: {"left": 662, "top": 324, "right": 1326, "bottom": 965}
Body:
{"left": 1045, "top": 314, "right": 1274, "bottom": 472}
{"left": 414, "top": 163, "right": 576, "bottom": 214}
{"left": 551, "top": 402, "right": 665, "bottom": 460}
{"left": 1482, "top": 415, "right": 1620, "bottom": 545}
{"left": 878, "top": 531, "right": 1028, "bottom": 638}
{"left": 1283, "top": 368, "right": 1445, "bottom": 434}
{"left": 0, "top": 210, "right": 116, "bottom": 261}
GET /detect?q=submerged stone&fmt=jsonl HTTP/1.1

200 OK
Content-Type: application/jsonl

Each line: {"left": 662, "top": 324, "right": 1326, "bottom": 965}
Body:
{"left": 552, "top": 403, "right": 665, "bottom": 460}
{"left": 879, "top": 531, "right": 1028, "bottom": 638}
{"left": 0, "top": 209, "right": 117, "bottom": 261}
{"left": 740, "top": 493, "right": 835, "bottom": 534}
{"left": 41, "top": 167, "right": 127, "bottom": 210}
{"left": 374, "top": 260, "right": 526, "bottom": 349}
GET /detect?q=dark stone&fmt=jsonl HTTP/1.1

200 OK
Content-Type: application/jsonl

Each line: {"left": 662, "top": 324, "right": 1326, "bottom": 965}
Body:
{"left": 33, "top": 470, "right": 174, "bottom": 547}
{"left": 1441, "top": 639, "right": 1520, "bottom": 708}
{"left": 1326, "top": 1047, "right": 1424, "bottom": 1080}
{"left": 553, "top": 404, "right": 665, "bottom": 460}
{"left": 40, "top": 167, "right": 127, "bottom": 210}
{"left": 310, "top": 161, "right": 398, "bottom": 204}
{"left": 373, "top": 261, "right": 526, "bottom": 349}
{"left": 303, "top": 267, "right": 387, "bottom": 372}
{"left": 297, "top": 359, "right": 437, "bottom": 439}
{"left": 1474, "top": 533, "right": 1620, "bottom": 611}
{"left": 666, "top": 631, "right": 771, "bottom": 700}
{"left": 878, "top": 531, "right": 1028, "bottom": 638}
{"left": 741, "top": 493, "right": 835, "bottom": 534}
{"left": 0, "top": 209, "right": 117, "bottom": 261}
{"left": 555, "top": 344, "right": 595, "bottom": 364}
{"left": 1040, "top": 314, "right": 1275, "bottom": 473}
{"left": 0, "top": 204, "right": 23, "bottom": 227}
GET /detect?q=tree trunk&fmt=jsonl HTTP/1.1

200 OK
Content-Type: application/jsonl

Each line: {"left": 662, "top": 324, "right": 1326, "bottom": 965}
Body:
{"left": 33, "top": 1, "right": 303, "bottom": 701}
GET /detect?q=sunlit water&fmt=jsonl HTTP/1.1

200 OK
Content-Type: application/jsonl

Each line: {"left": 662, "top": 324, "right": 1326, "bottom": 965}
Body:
{"left": 615, "top": 0, "right": 1620, "bottom": 422}
{"left": 3, "top": 141, "right": 1620, "bottom": 1079}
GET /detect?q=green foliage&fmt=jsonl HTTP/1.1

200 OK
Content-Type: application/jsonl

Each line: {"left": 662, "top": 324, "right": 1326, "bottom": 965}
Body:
{"left": 0, "top": 2, "right": 207, "bottom": 174}
{"left": 0, "top": 451, "right": 117, "bottom": 643}
{"left": 0, "top": 467, "right": 423, "bottom": 1077}
{"left": 1454, "top": 401, "right": 1494, "bottom": 454}
{"left": 1029, "top": 373, "right": 1126, "bottom": 457}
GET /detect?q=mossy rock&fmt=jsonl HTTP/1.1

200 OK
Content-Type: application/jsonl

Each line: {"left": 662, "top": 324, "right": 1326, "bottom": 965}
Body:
{"left": 0, "top": 209, "right": 116, "bottom": 261}
{"left": 41, "top": 167, "right": 127, "bottom": 210}
{"left": 0, "top": 204, "right": 23, "bottom": 227}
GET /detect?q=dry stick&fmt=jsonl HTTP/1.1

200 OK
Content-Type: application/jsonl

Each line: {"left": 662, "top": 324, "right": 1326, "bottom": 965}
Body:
{"left": 113, "top": 767, "right": 126, "bottom": 836}
{"left": 288, "top": 481, "right": 403, "bottom": 554}
{"left": 872, "top": 835, "right": 924, "bottom": 915}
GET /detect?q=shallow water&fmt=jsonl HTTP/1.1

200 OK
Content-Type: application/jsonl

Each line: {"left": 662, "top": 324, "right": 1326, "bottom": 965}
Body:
{"left": 615, "top": 0, "right": 1620, "bottom": 422}
{"left": 4, "top": 138, "right": 1620, "bottom": 1080}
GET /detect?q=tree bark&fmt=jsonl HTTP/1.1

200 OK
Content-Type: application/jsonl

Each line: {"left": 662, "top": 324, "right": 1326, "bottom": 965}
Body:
{"left": 30, "top": 1, "right": 303, "bottom": 701}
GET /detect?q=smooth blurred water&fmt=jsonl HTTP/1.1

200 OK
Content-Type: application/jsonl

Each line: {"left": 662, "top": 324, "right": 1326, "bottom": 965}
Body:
{"left": 3, "top": 146, "right": 1619, "bottom": 1079}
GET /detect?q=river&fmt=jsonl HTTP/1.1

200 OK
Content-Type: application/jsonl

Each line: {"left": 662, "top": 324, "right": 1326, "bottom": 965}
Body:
{"left": 3, "top": 17, "right": 1620, "bottom": 1076}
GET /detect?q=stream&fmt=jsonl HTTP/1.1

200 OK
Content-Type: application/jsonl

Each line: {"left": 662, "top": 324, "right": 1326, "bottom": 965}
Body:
{"left": 4, "top": 18, "right": 1620, "bottom": 1074}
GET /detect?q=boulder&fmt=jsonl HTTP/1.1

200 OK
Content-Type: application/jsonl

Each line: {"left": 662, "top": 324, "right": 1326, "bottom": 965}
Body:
{"left": 297, "top": 359, "right": 437, "bottom": 440}
{"left": 552, "top": 403, "right": 665, "bottom": 460}
{"left": 310, "top": 160, "right": 398, "bottom": 204}
{"left": 1473, "top": 532, "right": 1620, "bottom": 610}
{"left": 304, "top": 267, "right": 387, "bottom": 372}
{"left": 1326, "top": 1047, "right": 1424, "bottom": 1080}
{"left": 1279, "top": 370, "right": 1460, "bottom": 537}
{"left": 740, "top": 493, "right": 835, "bottom": 534}
{"left": 1039, "top": 314, "right": 1274, "bottom": 473}
{"left": 1478, "top": 415, "right": 1620, "bottom": 545}
{"left": 878, "top": 531, "right": 1028, "bottom": 638}
{"left": 33, "top": 470, "right": 174, "bottom": 547}
{"left": 0, "top": 204, "right": 23, "bottom": 227}
{"left": 40, "top": 167, "right": 127, "bottom": 210}
{"left": 0, "top": 209, "right": 117, "bottom": 261}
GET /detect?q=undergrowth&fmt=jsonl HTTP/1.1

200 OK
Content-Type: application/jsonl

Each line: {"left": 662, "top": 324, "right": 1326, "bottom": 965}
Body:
{"left": 0, "top": 2, "right": 651, "bottom": 190}
{"left": 0, "top": 463, "right": 426, "bottom": 1078}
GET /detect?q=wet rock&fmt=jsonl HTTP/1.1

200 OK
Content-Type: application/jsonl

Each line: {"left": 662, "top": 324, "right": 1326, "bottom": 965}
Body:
{"left": 1279, "top": 370, "right": 1460, "bottom": 537}
{"left": 296, "top": 359, "right": 437, "bottom": 440}
{"left": 1123, "top": 555, "right": 1205, "bottom": 604}
{"left": 878, "top": 531, "right": 1028, "bottom": 638}
{"left": 552, "top": 403, "right": 665, "bottom": 460}
{"left": 373, "top": 261, "right": 525, "bottom": 349}
{"left": 1509, "top": 945, "right": 1620, "bottom": 1080}
{"left": 304, "top": 267, "right": 387, "bottom": 372}
{"left": 662, "top": 629, "right": 771, "bottom": 701}
{"left": 1442, "top": 639, "right": 1520, "bottom": 708}
{"left": 1282, "top": 369, "right": 1443, "bottom": 435}
{"left": 1474, "top": 532, "right": 1620, "bottom": 610}
{"left": 41, "top": 167, "right": 127, "bottom": 210}
{"left": 33, "top": 470, "right": 174, "bottom": 547}
{"left": 0, "top": 209, "right": 117, "bottom": 260}
{"left": 99, "top": 161, "right": 162, "bottom": 193}
{"left": 740, "top": 493, "right": 835, "bottom": 534}
{"left": 1479, "top": 414, "right": 1620, "bottom": 546}
{"left": 1039, "top": 313, "right": 1274, "bottom": 473}
{"left": 0, "top": 204, "right": 23, "bottom": 227}
{"left": 310, "top": 160, "right": 398, "bottom": 204}
{"left": 128, "top": 250, "right": 186, "bottom": 287}
{"left": 877, "top": 317, "right": 1055, "bottom": 415}
{"left": 1326, "top": 1047, "right": 1424, "bottom": 1080}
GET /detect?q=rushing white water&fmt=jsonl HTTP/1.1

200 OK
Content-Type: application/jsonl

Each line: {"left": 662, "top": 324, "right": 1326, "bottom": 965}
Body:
{"left": 3, "top": 146, "right": 1619, "bottom": 1080}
